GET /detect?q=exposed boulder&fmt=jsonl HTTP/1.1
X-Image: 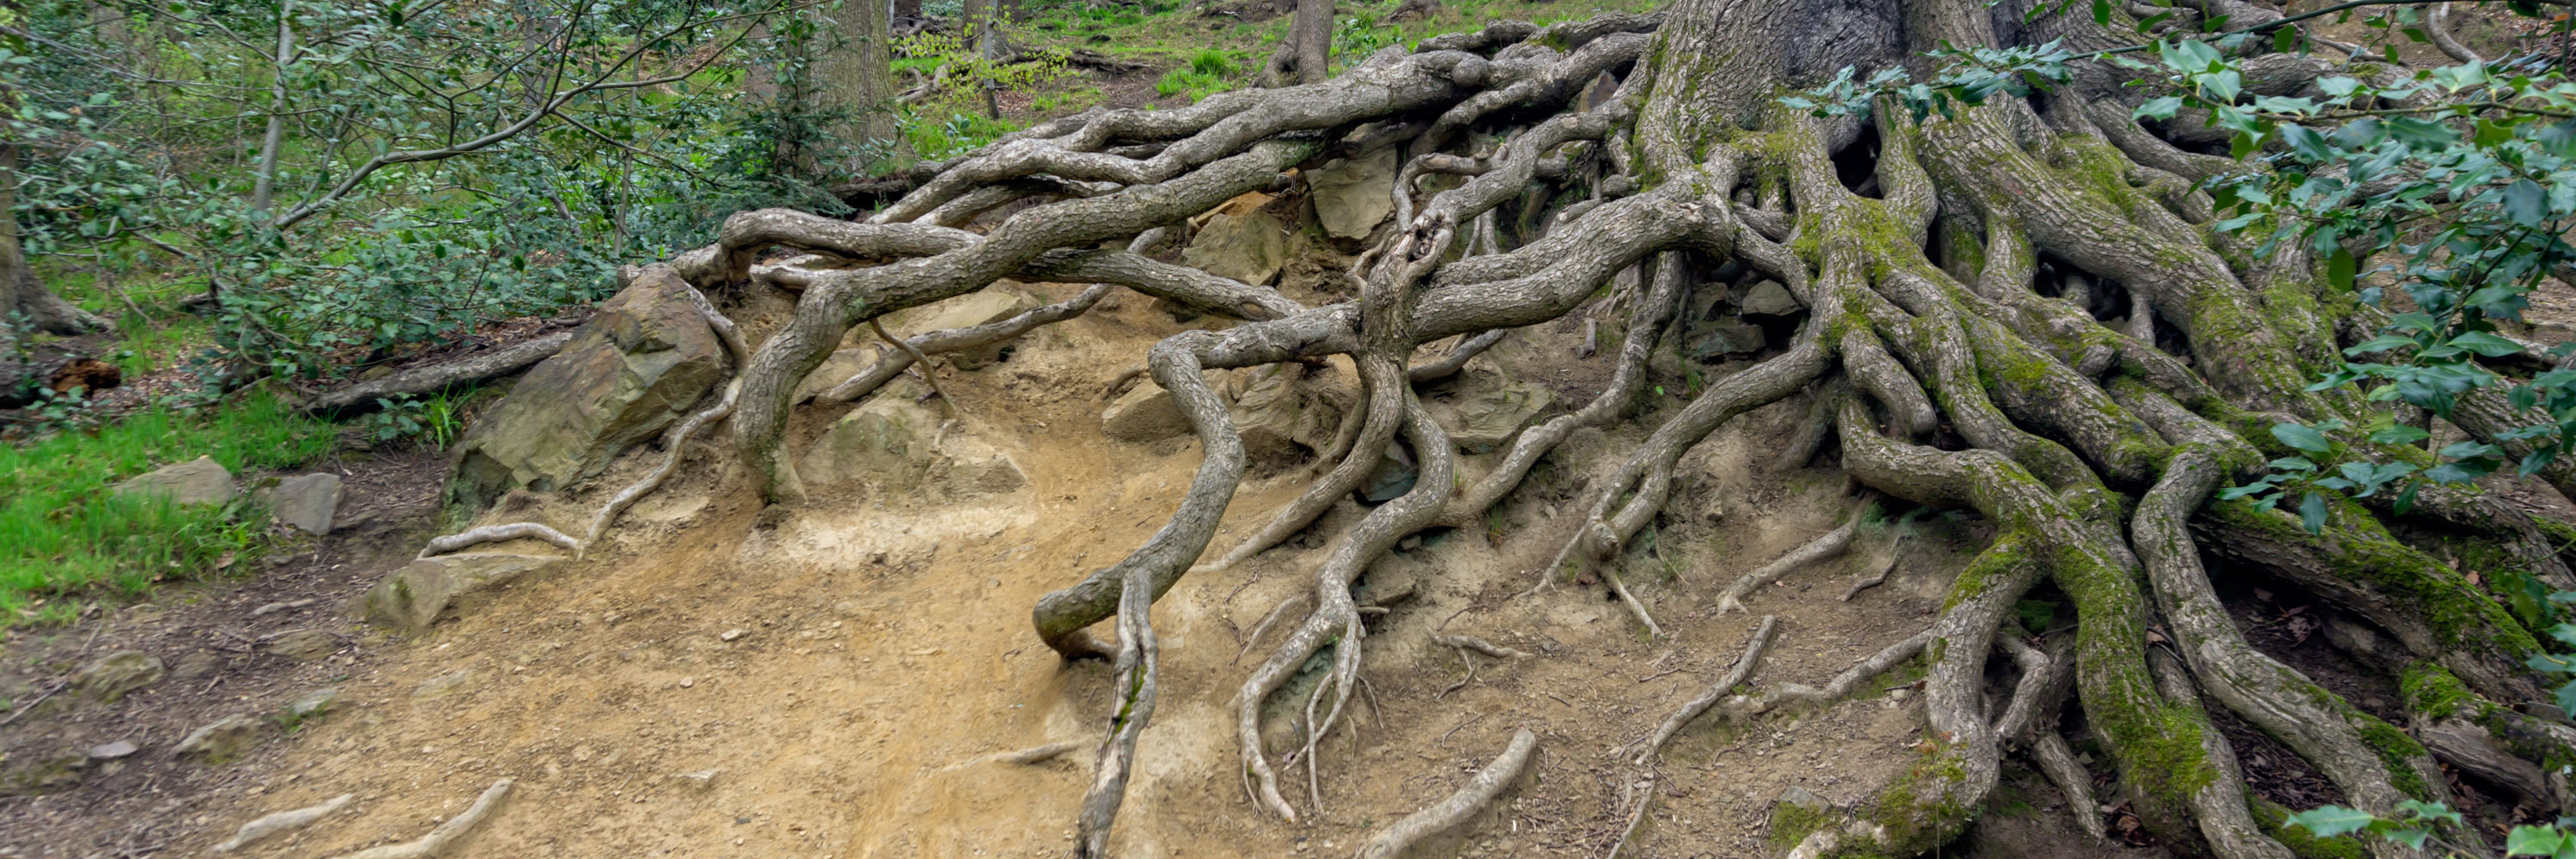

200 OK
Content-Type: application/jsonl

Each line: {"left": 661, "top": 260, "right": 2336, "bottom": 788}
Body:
{"left": 1230, "top": 363, "right": 1352, "bottom": 472}
{"left": 362, "top": 553, "right": 566, "bottom": 635}
{"left": 1308, "top": 148, "right": 1398, "bottom": 240}
{"left": 793, "top": 349, "right": 878, "bottom": 404}
{"left": 71, "top": 650, "right": 164, "bottom": 704}
{"left": 883, "top": 285, "right": 1039, "bottom": 369}
{"left": 1688, "top": 322, "right": 1768, "bottom": 358}
{"left": 1102, "top": 381, "right": 1192, "bottom": 443}
{"left": 1739, "top": 279, "right": 1803, "bottom": 317}
{"left": 261, "top": 629, "right": 339, "bottom": 661}
{"left": 174, "top": 715, "right": 268, "bottom": 762}
{"left": 448, "top": 269, "right": 729, "bottom": 509}
{"left": 1427, "top": 371, "right": 1554, "bottom": 454}
{"left": 0, "top": 746, "right": 87, "bottom": 795}
{"left": 284, "top": 688, "right": 340, "bottom": 722}
{"left": 1183, "top": 210, "right": 1287, "bottom": 286}
{"left": 799, "top": 377, "right": 1026, "bottom": 501}
{"left": 113, "top": 456, "right": 236, "bottom": 506}
{"left": 261, "top": 473, "right": 342, "bottom": 534}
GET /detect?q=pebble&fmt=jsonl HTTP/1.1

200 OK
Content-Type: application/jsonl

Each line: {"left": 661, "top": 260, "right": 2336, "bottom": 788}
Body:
{"left": 88, "top": 740, "right": 138, "bottom": 759}
{"left": 720, "top": 629, "right": 748, "bottom": 642}
{"left": 679, "top": 676, "right": 697, "bottom": 689}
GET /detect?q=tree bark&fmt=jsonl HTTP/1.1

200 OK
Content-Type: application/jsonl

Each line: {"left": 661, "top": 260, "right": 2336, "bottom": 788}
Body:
{"left": 1261, "top": 0, "right": 1334, "bottom": 87}
{"left": 812, "top": 0, "right": 896, "bottom": 173}
{"left": 0, "top": 146, "right": 102, "bottom": 337}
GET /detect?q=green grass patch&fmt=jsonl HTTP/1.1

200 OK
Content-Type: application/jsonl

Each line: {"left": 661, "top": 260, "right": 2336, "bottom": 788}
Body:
{"left": 0, "top": 392, "right": 337, "bottom": 625}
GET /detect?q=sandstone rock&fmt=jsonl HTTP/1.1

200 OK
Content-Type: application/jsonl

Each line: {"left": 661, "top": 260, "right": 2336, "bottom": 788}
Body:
{"left": 1688, "top": 323, "right": 1768, "bottom": 358}
{"left": 0, "top": 747, "right": 87, "bottom": 795}
{"left": 671, "top": 769, "right": 720, "bottom": 792}
{"left": 113, "top": 457, "right": 235, "bottom": 506}
{"left": 799, "top": 377, "right": 1026, "bottom": 501}
{"left": 285, "top": 688, "right": 340, "bottom": 722}
{"left": 264, "top": 473, "right": 342, "bottom": 534}
{"left": 1183, "top": 210, "right": 1287, "bottom": 286}
{"left": 1428, "top": 372, "right": 1553, "bottom": 454}
{"left": 792, "top": 349, "right": 878, "bottom": 405}
{"left": 1101, "top": 381, "right": 1191, "bottom": 443}
{"left": 449, "top": 269, "right": 729, "bottom": 509}
{"left": 71, "top": 651, "right": 164, "bottom": 704}
{"left": 174, "top": 715, "right": 267, "bottom": 762}
{"left": 1739, "top": 279, "right": 1803, "bottom": 316}
{"left": 1308, "top": 149, "right": 1399, "bottom": 240}
{"left": 261, "top": 629, "right": 339, "bottom": 661}
{"left": 886, "top": 287, "right": 1038, "bottom": 369}
{"left": 362, "top": 553, "right": 565, "bottom": 634}
{"left": 1230, "top": 364, "right": 1350, "bottom": 472}
{"left": 170, "top": 649, "right": 224, "bottom": 680}
{"left": 1360, "top": 443, "right": 1418, "bottom": 503}
{"left": 414, "top": 670, "right": 475, "bottom": 699}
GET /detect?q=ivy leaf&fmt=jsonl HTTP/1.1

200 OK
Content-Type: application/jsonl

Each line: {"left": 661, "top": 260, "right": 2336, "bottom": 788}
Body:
{"left": 2273, "top": 423, "right": 2334, "bottom": 454}
{"left": 2503, "top": 824, "right": 2567, "bottom": 856}
{"left": 2284, "top": 806, "right": 2379, "bottom": 838}
{"left": 2506, "top": 179, "right": 2551, "bottom": 228}
{"left": 2136, "top": 95, "right": 2184, "bottom": 120}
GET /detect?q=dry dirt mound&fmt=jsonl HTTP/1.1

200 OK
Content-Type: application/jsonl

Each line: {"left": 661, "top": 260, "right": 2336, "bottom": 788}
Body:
{"left": 9, "top": 286, "right": 2117, "bottom": 859}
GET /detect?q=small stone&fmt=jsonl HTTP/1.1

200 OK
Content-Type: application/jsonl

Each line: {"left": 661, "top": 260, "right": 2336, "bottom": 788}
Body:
{"left": 262, "top": 629, "right": 339, "bottom": 662}
{"left": 678, "top": 676, "right": 697, "bottom": 689}
{"left": 264, "top": 473, "right": 343, "bottom": 535}
{"left": 285, "top": 689, "right": 340, "bottom": 721}
{"left": 170, "top": 649, "right": 224, "bottom": 680}
{"left": 1689, "top": 323, "right": 1769, "bottom": 358}
{"left": 1397, "top": 534, "right": 1423, "bottom": 552}
{"left": 1182, "top": 208, "right": 1288, "bottom": 286}
{"left": 413, "top": 670, "right": 474, "bottom": 699}
{"left": 1359, "top": 443, "right": 1419, "bottom": 503}
{"left": 87, "top": 741, "right": 137, "bottom": 760}
{"left": 71, "top": 651, "right": 166, "bottom": 704}
{"left": 719, "top": 629, "right": 747, "bottom": 643}
{"left": 174, "top": 715, "right": 268, "bottom": 762}
{"left": 671, "top": 769, "right": 720, "bottom": 792}
{"left": 1738, "top": 280, "right": 1803, "bottom": 316}
{"left": 1777, "top": 786, "right": 1832, "bottom": 815}
{"left": 112, "top": 456, "right": 237, "bottom": 506}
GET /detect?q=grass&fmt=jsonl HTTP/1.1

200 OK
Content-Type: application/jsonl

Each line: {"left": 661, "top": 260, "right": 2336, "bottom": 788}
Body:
{"left": 0, "top": 391, "right": 337, "bottom": 626}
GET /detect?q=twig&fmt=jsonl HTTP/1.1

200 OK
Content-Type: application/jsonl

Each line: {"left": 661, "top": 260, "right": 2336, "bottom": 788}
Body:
{"left": 0, "top": 682, "right": 67, "bottom": 728}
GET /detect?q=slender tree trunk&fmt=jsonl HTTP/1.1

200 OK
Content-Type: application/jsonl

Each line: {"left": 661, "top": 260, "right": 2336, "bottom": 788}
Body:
{"left": 813, "top": 0, "right": 896, "bottom": 172}
{"left": 250, "top": 0, "right": 295, "bottom": 215}
{"left": 0, "top": 146, "right": 102, "bottom": 336}
{"left": 1261, "top": 0, "right": 1333, "bottom": 86}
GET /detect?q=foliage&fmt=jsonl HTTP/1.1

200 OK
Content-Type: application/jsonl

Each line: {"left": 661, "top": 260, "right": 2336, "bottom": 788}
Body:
{"left": 0, "top": 391, "right": 332, "bottom": 625}
{"left": 2281, "top": 800, "right": 2464, "bottom": 850}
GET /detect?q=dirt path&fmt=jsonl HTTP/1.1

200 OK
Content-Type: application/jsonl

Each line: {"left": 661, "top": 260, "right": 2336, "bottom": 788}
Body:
{"left": 6, "top": 288, "right": 2121, "bottom": 859}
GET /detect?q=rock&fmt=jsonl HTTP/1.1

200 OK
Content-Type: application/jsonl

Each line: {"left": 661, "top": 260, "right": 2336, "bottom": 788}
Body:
{"left": 1360, "top": 443, "right": 1419, "bottom": 503}
{"left": 285, "top": 689, "right": 340, "bottom": 722}
{"left": 1688, "top": 323, "right": 1769, "bottom": 358}
{"left": 174, "top": 715, "right": 267, "bottom": 762}
{"left": 264, "top": 473, "right": 342, "bottom": 534}
{"left": 86, "top": 740, "right": 137, "bottom": 760}
{"left": 1230, "top": 364, "right": 1350, "bottom": 472}
{"left": 71, "top": 651, "right": 165, "bottom": 704}
{"left": 793, "top": 349, "right": 878, "bottom": 404}
{"left": 113, "top": 456, "right": 236, "bottom": 506}
{"left": 886, "top": 287, "right": 1038, "bottom": 369}
{"left": 1777, "top": 785, "right": 1833, "bottom": 815}
{"left": 1308, "top": 149, "right": 1399, "bottom": 240}
{"left": 1429, "top": 372, "right": 1553, "bottom": 454}
{"left": 1183, "top": 210, "right": 1288, "bottom": 286}
{"left": 2320, "top": 615, "right": 2385, "bottom": 659}
{"left": 413, "top": 670, "right": 475, "bottom": 699}
{"left": 0, "top": 747, "right": 88, "bottom": 795}
{"left": 1101, "top": 382, "right": 1192, "bottom": 443}
{"left": 449, "top": 268, "right": 730, "bottom": 509}
{"left": 799, "top": 377, "right": 1026, "bottom": 501}
{"left": 363, "top": 553, "right": 565, "bottom": 634}
{"left": 671, "top": 769, "right": 720, "bottom": 792}
{"left": 1739, "top": 280, "right": 1802, "bottom": 316}
{"left": 720, "top": 628, "right": 748, "bottom": 642}
{"left": 262, "top": 629, "right": 339, "bottom": 661}
{"left": 170, "top": 649, "right": 225, "bottom": 680}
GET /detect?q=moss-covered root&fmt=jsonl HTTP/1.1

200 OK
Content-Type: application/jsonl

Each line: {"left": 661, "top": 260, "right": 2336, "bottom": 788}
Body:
{"left": 2134, "top": 448, "right": 2444, "bottom": 813}
{"left": 2400, "top": 663, "right": 2576, "bottom": 814}
{"left": 2195, "top": 496, "right": 2544, "bottom": 704}
{"left": 1782, "top": 530, "right": 2043, "bottom": 858}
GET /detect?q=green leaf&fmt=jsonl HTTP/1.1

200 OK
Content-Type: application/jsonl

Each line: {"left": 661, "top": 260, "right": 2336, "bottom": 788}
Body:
{"left": 2300, "top": 491, "right": 2330, "bottom": 533}
{"left": 2506, "top": 180, "right": 2551, "bottom": 228}
{"left": 2368, "top": 424, "right": 2432, "bottom": 445}
{"left": 2285, "top": 806, "right": 2379, "bottom": 838}
{"left": 2503, "top": 824, "right": 2566, "bottom": 856}
{"left": 2448, "top": 332, "right": 2529, "bottom": 358}
{"left": 2273, "top": 423, "right": 2334, "bottom": 454}
{"left": 2093, "top": 0, "right": 2112, "bottom": 24}
{"left": 2136, "top": 95, "right": 2184, "bottom": 120}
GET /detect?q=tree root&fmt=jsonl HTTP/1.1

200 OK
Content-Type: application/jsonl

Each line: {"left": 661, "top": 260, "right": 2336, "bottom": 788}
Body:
{"left": 328, "top": 778, "right": 510, "bottom": 859}
{"left": 1837, "top": 545, "right": 1900, "bottom": 602}
{"left": 213, "top": 793, "right": 355, "bottom": 852}
{"left": 1714, "top": 506, "right": 1863, "bottom": 613}
{"left": 1638, "top": 615, "right": 1779, "bottom": 761}
{"left": 1352, "top": 728, "right": 1538, "bottom": 859}
{"left": 302, "top": 332, "right": 573, "bottom": 415}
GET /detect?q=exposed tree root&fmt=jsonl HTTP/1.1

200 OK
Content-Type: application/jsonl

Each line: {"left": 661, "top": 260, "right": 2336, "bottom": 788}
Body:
{"left": 328, "top": 778, "right": 510, "bottom": 859}
{"left": 1352, "top": 728, "right": 1538, "bottom": 859}
{"left": 303, "top": 332, "right": 573, "bottom": 415}
{"left": 213, "top": 793, "right": 355, "bottom": 852}
{"left": 1638, "top": 615, "right": 1779, "bottom": 761}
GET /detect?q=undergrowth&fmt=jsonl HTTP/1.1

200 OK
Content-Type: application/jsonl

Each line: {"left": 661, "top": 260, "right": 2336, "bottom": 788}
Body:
{"left": 0, "top": 391, "right": 334, "bottom": 626}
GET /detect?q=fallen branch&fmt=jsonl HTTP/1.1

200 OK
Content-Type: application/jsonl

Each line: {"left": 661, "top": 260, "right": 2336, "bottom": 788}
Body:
{"left": 1352, "top": 728, "right": 1539, "bottom": 859}
{"left": 303, "top": 331, "right": 574, "bottom": 414}
{"left": 330, "top": 778, "right": 511, "bottom": 859}
{"left": 214, "top": 793, "right": 355, "bottom": 852}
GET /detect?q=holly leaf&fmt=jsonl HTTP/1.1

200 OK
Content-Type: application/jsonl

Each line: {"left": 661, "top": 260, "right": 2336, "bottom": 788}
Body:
{"left": 2284, "top": 806, "right": 2379, "bottom": 838}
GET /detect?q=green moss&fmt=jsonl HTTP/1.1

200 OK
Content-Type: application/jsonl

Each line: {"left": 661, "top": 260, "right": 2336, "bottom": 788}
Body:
{"left": 1768, "top": 798, "right": 1835, "bottom": 850}
{"left": 1942, "top": 530, "right": 2033, "bottom": 612}
{"left": 2398, "top": 662, "right": 2478, "bottom": 719}
{"left": 2354, "top": 717, "right": 2437, "bottom": 800}
{"left": 2203, "top": 497, "right": 2540, "bottom": 660}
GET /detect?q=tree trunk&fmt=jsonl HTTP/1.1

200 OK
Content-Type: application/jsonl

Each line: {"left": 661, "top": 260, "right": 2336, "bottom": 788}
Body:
{"left": 0, "top": 146, "right": 102, "bottom": 337}
{"left": 1261, "top": 0, "right": 1334, "bottom": 86}
{"left": 596, "top": 0, "right": 2576, "bottom": 856}
{"left": 811, "top": 0, "right": 896, "bottom": 171}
